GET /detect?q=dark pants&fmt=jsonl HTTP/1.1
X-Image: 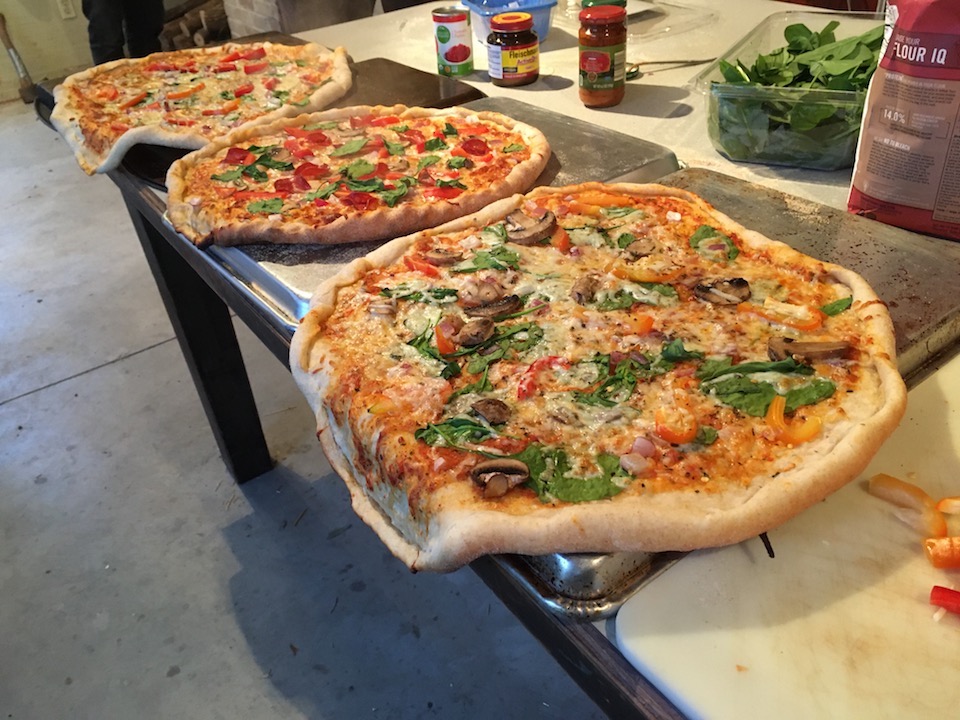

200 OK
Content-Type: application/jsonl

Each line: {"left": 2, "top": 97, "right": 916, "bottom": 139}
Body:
{"left": 82, "top": 0, "right": 164, "bottom": 65}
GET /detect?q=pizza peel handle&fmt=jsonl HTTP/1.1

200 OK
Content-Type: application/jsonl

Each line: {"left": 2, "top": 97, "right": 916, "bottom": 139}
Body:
{"left": 0, "top": 13, "right": 36, "bottom": 104}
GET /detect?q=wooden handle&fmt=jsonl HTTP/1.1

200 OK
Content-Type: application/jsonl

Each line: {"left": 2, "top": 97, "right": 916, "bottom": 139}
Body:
{"left": 0, "top": 14, "right": 13, "bottom": 51}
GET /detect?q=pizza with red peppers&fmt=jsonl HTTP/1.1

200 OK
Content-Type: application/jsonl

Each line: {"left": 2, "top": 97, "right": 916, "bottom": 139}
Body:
{"left": 290, "top": 182, "right": 907, "bottom": 571}
{"left": 165, "top": 104, "right": 551, "bottom": 247}
{"left": 51, "top": 41, "right": 351, "bottom": 175}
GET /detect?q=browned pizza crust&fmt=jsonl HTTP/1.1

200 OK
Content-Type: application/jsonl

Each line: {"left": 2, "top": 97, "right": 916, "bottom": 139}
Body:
{"left": 291, "top": 182, "right": 908, "bottom": 572}
{"left": 51, "top": 42, "right": 351, "bottom": 175}
{"left": 165, "top": 105, "right": 551, "bottom": 247}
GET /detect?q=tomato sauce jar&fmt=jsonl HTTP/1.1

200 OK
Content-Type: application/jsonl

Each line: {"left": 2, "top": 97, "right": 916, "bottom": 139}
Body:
{"left": 578, "top": 4, "right": 627, "bottom": 108}
{"left": 487, "top": 12, "right": 540, "bottom": 87}
{"left": 433, "top": 6, "right": 474, "bottom": 77}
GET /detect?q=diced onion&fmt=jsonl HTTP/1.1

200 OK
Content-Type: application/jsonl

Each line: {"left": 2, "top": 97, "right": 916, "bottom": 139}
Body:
{"left": 619, "top": 453, "right": 650, "bottom": 475}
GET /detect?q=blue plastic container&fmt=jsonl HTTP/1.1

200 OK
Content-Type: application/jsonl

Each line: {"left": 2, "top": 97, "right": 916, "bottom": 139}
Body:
{"left": 461, "top": 0, "right": 558, "bottom": 46}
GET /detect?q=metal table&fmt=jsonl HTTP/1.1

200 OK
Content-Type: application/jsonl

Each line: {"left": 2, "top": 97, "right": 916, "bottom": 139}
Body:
{"left": 108, "top": 164, "right": 686, "bottom": 720}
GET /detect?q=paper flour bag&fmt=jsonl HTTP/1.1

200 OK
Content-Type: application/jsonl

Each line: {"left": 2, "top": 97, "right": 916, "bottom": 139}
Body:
{"left": 847, "top": 0, "right": 960, "bottom": 240}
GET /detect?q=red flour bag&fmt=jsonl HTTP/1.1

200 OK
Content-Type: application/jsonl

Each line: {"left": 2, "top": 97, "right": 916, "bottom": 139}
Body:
{"left": 848, "top": 0, "right": 960, "bottom": 240}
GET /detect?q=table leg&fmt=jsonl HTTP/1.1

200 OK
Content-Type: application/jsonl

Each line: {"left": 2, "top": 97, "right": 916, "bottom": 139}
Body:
{"left": 124, "top": 204, "right": 274, "bottom": 483}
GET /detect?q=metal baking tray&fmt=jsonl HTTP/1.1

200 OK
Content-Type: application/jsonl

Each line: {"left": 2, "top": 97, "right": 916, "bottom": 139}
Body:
{"left": 208, "top": 96, "right": 681, "bottom": 330}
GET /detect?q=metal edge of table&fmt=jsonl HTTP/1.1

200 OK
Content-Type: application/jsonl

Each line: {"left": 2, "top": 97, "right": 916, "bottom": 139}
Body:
{"left": 106, "top": 167, "right": 683, "bottom": 720}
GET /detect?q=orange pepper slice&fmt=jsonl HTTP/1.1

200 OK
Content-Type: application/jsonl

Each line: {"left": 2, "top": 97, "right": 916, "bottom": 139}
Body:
{"left": 738, "top": 301, "right": 824, "bottom": 332}
{"left": 119, "top": 91, "right": 148, "bottom": 110}
{"left": 608, "top": 260, "right": 681, "bottom": 284}
{"left": 936, "top": 496, "right": 960, "bottom": 514}
{"left": 765, "top": 395, "right": 822, "bottom": 445}
{"left": 434, "top": 325, "right": 456, "bottom": 356}
{"left": 166, "top": 82, "right": 205, "bottom": 100}
{"left": 654, "top": 406, "right": 698, "bottom": 445}
{"left": 550, "top": 226, "right": 571, "bottom": 253}
{"left": 923, "top": 537, "right": 960, "bottom": 569}
{"left": 868, "top": 473, "right": 948, "bottom": 537}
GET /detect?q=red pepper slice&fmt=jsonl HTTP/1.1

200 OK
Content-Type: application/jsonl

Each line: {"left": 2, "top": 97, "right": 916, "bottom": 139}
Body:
{"left": 422, "top": 185, "right": 463, "bottom": 200}
{"left": 930, "top": 585, "right": 960, "bottom": 615}
{"left": 284, "top": 127, "right": 330, "bottom": 145}
{"left": 214, "top": 63, "right": 237, "bottom": 73}
{"left": 220, "top": 51, "right": 243, "bottom": 63}
{"left": 242, "top": 47, "right": 267, "bottom": 61}
{"left": 234, "top": 82, "right": 254, "bottom": 97}
{"left": 243, "top": 61, "right": 270, "bottom": 75}
{"left": 97, "top": 84, "right": 119, "bottom": 101}
{"left": 263, "top": 76, "right": 279, "bottom": 91}
{"left": 403, "top": 256, "right": 441, "bottom": 278}
{"left": 370, "top": 115, "right": 401, "bottom": 127}
{"left": 144, "top": 62, "right": 177, "bottom": 72}
{"left": 517, "top": 356, "right": 571, "bottom": 400}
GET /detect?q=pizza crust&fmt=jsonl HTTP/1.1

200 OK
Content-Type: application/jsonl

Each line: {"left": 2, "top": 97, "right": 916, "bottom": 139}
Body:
{"left": 51, "top": 42, "right": 351, "bottom": 175}
{"left": 165, "top": 105, "right": 551, "bottom": 247}
{"left": 291, "top": 182, "right": 908, "bottom": 572}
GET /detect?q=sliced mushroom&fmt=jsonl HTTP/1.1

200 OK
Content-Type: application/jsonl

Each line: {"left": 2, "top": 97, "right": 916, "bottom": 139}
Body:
{"left": 456, "top": 318, "right": 495, "bottom": 346}
{"left": 471, "top": 398, "right": 511, "bottom": 425}
{"left": 368, "top": 296, "right": 397, "bottom": 317}
{"left": 693, "top": 278, "right": 752, "bottom": 305}
{"left": 464, "top": 294, "right": 522, "bottom": 318}
{"left": 460, "top": 278, "right": 504, "bottom": 307}
{"left": 624, "top": 237, "right": 657, "bottom": 259}
{"left": 570, "top": 274, "right": 601, "bottom": 305}
{"left": 423, "top": 248, "right": 463, "bottom": 266}
{"left": 505, "top": 210, "right": 557, "bottom": 245}
{"left": 768, "top": 337, "right": 853, "bottom": 362}
{"left": 470, "top": 458, "right": 530, "bottom": 498}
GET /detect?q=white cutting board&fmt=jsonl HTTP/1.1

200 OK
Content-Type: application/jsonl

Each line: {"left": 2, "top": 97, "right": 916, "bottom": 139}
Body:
{"left": 615, "top": 353, "right": 960, "bottom": 720}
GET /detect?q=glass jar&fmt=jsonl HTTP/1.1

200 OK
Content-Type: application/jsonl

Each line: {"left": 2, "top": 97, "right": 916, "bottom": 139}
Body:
{"left": 487, "top": 11, "right": 540, "bottom": 87}
{"left": 578, "top": 5, "right": 627, "bottom": 108}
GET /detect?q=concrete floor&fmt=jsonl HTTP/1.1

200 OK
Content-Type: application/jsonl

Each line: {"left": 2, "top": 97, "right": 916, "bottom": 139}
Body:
{"left": 0, "top": 98, "right": 607, "bottom": 719}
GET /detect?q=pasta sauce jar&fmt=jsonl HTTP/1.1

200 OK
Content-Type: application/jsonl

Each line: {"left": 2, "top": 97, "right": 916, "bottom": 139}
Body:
{"left": 578, "top": 4, "right": 627, "bottom": 108}
{"left": 487, "top": 12, "right": 540, "bottom": 87}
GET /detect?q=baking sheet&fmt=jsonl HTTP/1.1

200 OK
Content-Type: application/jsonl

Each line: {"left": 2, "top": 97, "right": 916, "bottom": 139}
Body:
{"left": 210, "top": 96, "right": 681, "bottom": 330}
{"left": 663, "top": 168, "right": 960, "bottom": 385}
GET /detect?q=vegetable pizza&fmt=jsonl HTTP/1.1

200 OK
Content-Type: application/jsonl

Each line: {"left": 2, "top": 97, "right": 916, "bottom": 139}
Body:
{"left": 290, "top": 182, "right": 907, "bottom": 571}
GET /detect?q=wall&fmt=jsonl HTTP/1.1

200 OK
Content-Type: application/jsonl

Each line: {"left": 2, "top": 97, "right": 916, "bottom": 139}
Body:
{"left": 0, "top": 0, "right": 91, "bottom": 103}
{"left": 0, "top": 0, "right": 184, "bottom": 104}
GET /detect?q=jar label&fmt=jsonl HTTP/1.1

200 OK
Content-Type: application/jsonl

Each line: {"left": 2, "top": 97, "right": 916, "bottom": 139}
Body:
{"left": 488, "top": 41, "right": 539, "bottom": 80}
{"left": 579, "top": 43, "right": 625, "bottom": 90}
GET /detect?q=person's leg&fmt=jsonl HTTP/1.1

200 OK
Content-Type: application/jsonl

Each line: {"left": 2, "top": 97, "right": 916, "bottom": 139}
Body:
{"left": 82, "top": 0, "right": 126, "bottom": 65}
{"left": 121, "top": 0, "right": 163, "bottom": 58}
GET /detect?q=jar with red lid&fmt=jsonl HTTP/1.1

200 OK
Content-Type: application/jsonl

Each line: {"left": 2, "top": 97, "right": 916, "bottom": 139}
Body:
{"left": 578, "top": 5, "right": 627, "bottom": 108}
{"left": 487, "top": 11, "right": 540, "bottom": 87}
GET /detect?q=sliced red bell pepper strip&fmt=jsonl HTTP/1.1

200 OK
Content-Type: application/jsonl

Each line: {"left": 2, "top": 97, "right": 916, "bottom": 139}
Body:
{"left": 243, "top": 61, "right": 270, "bottom": 75}
{"left": 119, "top": 91, "right": 148, "bottom": 110}
{"left": 403, "top": 256, "right": 440, "bottom": 278}
{"left": 930, "top": 585, "right": 960, "bottom": 615}
{"left": 517, "top": 356, "right": 571, "bottom": 400}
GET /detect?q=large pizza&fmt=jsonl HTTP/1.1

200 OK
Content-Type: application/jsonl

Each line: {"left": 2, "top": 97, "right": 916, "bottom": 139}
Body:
{"left": 51, "top": 41, "right": 351, "bottom": 175}
{"left": 290, "top": 182, "right": 907, "bottom": 572}
{"left": 165, "top": 104, "right": 551, "bottom": 247}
